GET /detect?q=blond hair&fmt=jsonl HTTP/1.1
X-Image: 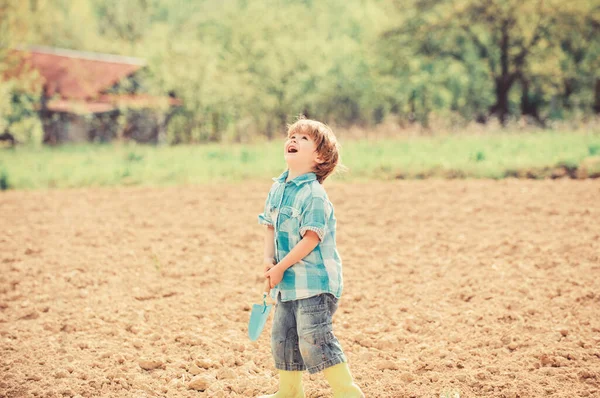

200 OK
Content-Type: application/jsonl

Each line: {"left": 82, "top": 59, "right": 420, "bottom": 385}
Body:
{"left": 286, "top": 117, "right": 343, "bottom": 184}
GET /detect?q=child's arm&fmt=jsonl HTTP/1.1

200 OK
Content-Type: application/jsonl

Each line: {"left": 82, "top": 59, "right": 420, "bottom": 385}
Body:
{"left": 264, "top": 230, "right": 320, "bottom": 288}
{"left": 263, "top": 225, "right": 275, "bottom": 270}
{"left": 258, "top": 187, "right": 276, "bottom": 270}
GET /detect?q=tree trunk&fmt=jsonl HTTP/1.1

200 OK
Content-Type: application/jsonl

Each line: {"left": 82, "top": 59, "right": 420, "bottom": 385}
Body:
{"left": 277, "top": 110, "right": 287, "bottom": 133}
{"left": 489, "top": 21, "right": 512, "bottom": 126}
{"left": 408, "top": 91, "right": 416, "bottom": 124}
{"left": 302, "top": 107, "right": 311, "bottom": 119}
{"left": 594, "top": 78, "right": 600, "bottom": 114}
{"left": 210, "top": 112, "right": 221, "bottom": 142}
{"left": 562, "top": 79, "right": 574, "bottom": 109}
{"left": 490, "top": 77, "right": 511, "bottom": 126}
{"left": 520, "top": 78, "right": 545, "bottom": 126}
{"left": 265, "top": 119, "right": 274, "bottom": 140}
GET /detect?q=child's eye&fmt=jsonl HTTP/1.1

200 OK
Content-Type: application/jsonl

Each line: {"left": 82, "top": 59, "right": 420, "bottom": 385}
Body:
{"left": 301, "top": 136, "right": 308, "bottom": 140}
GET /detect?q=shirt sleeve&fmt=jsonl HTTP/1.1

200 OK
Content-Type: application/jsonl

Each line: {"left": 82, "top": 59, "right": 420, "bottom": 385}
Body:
{"left": 257, "top": 189, "right": 273, "bottom": 227}
{"left": 299, "top": 197, "right": 328, "bottom": 241}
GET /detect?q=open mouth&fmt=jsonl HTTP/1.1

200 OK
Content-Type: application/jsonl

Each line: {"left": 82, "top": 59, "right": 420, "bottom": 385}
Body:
{"left": 287, "top": 146, "right": 298, "bottom": 153}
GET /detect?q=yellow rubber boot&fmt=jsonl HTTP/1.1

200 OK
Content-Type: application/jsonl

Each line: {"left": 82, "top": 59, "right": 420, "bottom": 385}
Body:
{"left": 323, "top": 362, "right": 364, "bottom": 398}
{"left": 258, "top": 370, "right": 305, "bottom": 398}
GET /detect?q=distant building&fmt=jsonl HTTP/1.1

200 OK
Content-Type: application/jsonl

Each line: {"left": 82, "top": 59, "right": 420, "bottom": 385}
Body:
{"left": 8, "top": 46, "right": 181, "bottom": 144}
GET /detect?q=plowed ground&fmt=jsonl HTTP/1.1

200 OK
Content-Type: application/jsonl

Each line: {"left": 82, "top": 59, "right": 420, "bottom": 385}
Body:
{"left": 1, "top": 180, "right": 599, "bottom": 397}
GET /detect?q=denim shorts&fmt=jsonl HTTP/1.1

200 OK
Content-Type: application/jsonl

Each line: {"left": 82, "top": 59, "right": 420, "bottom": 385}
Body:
{"left": 271, "top": 292, "right": 347, "bottom": 374}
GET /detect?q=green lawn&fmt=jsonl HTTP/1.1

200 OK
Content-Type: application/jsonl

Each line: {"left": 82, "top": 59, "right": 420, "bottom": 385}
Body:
{"left": 1, "top": 131, "right": 599, "bottom": 190}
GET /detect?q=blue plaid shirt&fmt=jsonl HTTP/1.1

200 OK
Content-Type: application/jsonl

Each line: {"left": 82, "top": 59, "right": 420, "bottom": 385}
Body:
{"left": 258, "top": 170, "right": 343, "bottom": 302}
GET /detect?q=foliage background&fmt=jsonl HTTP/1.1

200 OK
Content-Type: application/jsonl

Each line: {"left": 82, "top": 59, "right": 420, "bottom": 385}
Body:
{"left": 0, "top": 0, "right": 599, "bottom": 145}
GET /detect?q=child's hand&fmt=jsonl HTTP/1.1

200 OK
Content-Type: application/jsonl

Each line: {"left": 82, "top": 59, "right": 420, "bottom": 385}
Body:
{"left": 263, "top": 258, "right": 275, "bottom": 274}
{"left": 264, "top": 264, "right": 284, "bottom": 289}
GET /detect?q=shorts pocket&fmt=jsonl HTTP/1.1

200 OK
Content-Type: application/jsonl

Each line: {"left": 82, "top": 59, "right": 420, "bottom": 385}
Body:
{"left": 301, "top": 303, "right": 328, "bottom": 314}
{"left": 298, "top": 297, "right": 334, "bottom": 346}
{"left": 299, "top": 294, "right": 326, "bottom": 314}
{"left": 298, "top": 295, "right": 331, "bottom": 344}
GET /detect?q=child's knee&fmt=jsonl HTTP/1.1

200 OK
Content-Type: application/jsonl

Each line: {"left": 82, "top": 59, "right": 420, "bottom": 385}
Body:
{"left": 298, "top": 330, "right": 334, "bottom": 361}
{"left": 272, "top": 327, "right": 300, "bottom": 360}
{"left": 298, "top": 331, "right": 345, "bottom": 373}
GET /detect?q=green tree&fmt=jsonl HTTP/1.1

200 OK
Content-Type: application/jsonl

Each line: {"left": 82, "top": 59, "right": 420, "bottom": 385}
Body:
{"left": 384, "top": 0, "right": 598, "bottom": 125}
{"left": 2, "top": 0, "right": 598, "bottom": 144}
{"left": 0, "top": 1, "right": 45, "bottom": 143}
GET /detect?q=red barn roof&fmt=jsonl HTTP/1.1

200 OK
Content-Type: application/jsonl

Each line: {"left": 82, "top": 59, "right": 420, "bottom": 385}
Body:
{"left": 5, "top": 46, "right": 181, "bottom": 114}
{"left": 13, "top": 46, "right": 145, "bottom": 100}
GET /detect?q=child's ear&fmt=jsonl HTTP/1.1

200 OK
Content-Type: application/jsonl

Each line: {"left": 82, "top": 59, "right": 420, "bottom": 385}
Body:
{"left": 315, "top": 156, "right": 325, "bottom": 164}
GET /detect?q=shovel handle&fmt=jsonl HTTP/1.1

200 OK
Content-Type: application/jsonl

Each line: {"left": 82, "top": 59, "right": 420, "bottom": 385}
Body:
{"left": 263, "top": 277, "right": 271, "bottom": 295}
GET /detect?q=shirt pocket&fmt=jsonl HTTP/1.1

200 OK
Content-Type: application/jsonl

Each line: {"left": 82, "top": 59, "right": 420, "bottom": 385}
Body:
{"left": 277, "top": 205, "right": 301, "bottom": 233}
{"left": 268, "top": 206, "right": 278, "bottom": 225}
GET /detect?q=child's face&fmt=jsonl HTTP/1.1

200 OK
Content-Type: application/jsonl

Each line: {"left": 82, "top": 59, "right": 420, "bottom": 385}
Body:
{"left": 284, "top": 132, "right": 322, "bottom": 170}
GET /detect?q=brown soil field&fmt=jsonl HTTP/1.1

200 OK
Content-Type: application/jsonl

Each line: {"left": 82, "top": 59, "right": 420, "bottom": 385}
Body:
{"left": 1, "top": 180, "right": 599, "bottom": 398}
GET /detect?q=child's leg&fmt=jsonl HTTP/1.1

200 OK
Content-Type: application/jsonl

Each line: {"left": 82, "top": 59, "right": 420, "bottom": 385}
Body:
{"left": 259, "top": 294, "right": 306, "bottom": 398}
{"left": 271, "top": 295, "right": 306, "bottom": 372}
{"left": 296, "top": 294, "right": 364, "bottom": 397}
{"left": 296, "top": 293, "right": 346, "bottom": 374}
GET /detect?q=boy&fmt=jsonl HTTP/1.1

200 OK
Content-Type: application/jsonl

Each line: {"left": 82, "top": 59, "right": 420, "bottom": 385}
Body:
{"left": 258, "top": 117, "right": 364, "bottom": 397}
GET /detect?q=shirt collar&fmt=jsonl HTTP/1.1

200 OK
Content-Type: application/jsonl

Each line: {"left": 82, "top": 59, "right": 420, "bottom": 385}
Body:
{"left": 273, "top": 170, "right": 317, "bottom": 186}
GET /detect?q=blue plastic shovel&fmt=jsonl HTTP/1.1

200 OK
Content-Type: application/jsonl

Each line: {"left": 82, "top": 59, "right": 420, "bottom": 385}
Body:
{"left": 248, "top": 278, "right": 272, "bottom": 341}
